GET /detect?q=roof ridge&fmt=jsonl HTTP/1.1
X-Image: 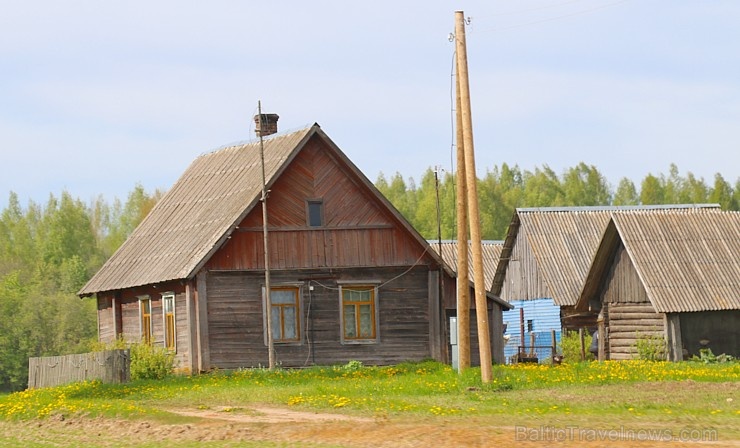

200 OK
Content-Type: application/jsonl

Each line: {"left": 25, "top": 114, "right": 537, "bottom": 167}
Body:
{"left": 516, "top": 204, "right": 720, "bottom": 213}
{"left": 198, "top": 124, "right": 315, "bottom": 159}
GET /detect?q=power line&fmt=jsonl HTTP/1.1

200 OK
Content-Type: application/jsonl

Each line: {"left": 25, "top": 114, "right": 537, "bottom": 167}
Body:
{"left": 473, "top": 0, "right": 630, "bottom": 34}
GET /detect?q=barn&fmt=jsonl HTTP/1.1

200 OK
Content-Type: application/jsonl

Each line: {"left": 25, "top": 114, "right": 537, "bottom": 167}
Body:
{"left": 490, "top": 205, "right": 720, "bottom": 362}
{"left": 79, "top": 116, "right": 510, "bottom": 372}
{"left": 575, "top": 208, "right": 739, "bottom": 361}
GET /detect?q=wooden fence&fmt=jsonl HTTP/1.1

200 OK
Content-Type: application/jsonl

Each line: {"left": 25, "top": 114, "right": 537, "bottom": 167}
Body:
{"left": 28, "top": 349, "right": 130, "bottom": 389}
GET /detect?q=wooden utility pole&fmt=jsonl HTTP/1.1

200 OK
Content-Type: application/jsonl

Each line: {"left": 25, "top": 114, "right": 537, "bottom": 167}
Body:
{"left": 455, "top": 70, "right": 471, "bottom": 372}
{"left": 455, "top": 10, "right": 493, "bottom": 382}
{"left": 258, "top": 101, "right": 275, "bottom": 369}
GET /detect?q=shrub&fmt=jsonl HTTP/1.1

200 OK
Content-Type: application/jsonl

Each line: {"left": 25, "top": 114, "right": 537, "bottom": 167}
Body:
{"left": 634, "top": 333, "right": 667, "bottom": 361}
{"left": 91, "top": 338, "right": 176, "bottom": 380}
{"left": 129, "top": 343, "right": 176, "bottom": 380}
{"left": 558, "top": 330, "right": 594, "bottom": 363}
{"left": 690, "top": 348, "right": 736, "bottom": 364}
{"left": 342, "top": 360, "right": 364, "bottom": 372}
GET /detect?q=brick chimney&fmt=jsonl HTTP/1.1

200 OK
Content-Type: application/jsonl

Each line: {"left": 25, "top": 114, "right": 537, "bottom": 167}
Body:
{"left": 254, "top": 113, "right": 279, "bottom": 137}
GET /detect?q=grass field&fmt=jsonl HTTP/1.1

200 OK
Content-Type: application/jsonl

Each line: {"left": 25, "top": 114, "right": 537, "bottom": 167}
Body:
{"left": 1, "top": 360, "right": 738, "bottom": 447}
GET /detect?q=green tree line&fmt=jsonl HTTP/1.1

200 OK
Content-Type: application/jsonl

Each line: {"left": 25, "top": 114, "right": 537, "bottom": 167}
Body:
{"left": 375, "top": 163, "right": 740, "bottom": 240}
{"left": 0, "top": 185, "right": 161, "bottom": 391}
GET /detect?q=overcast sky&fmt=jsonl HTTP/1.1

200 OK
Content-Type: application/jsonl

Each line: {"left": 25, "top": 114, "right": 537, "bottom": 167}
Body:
{"left": 2, "top": 1, "right": 739, "bottom": 209}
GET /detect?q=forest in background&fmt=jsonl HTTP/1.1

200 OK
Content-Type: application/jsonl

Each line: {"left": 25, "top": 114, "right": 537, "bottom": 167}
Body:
{"left": 0, "top": 162, "right": 738, "bottom": 391}
{"left": 0, "top": 185, "right": 162, "bottom": 391}
{"left": 376, "top": 163, "right": 739, "bottom": 241}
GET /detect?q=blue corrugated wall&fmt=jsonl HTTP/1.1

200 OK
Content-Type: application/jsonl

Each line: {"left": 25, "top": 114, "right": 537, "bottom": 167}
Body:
{"left": 502, "top": 298, "right": 561, "bottom": 364}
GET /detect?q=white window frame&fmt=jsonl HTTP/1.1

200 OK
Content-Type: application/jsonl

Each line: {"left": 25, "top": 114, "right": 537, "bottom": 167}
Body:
{"left": 338, "top": 281, "right": 380, "bottom": 344}
{"left": 162, "top": 292, "right": 176, "bottom": 352}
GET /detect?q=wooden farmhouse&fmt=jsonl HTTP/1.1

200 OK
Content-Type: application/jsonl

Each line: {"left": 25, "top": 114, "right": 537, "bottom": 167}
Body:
{"left": 79, "top": 116, "right": 511, "bottom": 372}
{"left": 432, "top": 241, "right": 511, "bottom": 364}
{"left": 575, "top": 209, "right": 740, "bottom": 361}
{"left": 490, "top": 205, "right": 720, "bottom": 362}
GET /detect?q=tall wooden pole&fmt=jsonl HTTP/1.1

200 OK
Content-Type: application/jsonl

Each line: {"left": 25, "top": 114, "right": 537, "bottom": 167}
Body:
{"left": 455, "top": 10, "right": 493, "bottom": 382}
{"left": 258, "top": 101, "right": 275, "bottom": 369}
{"left": 455, "top": 67, "right": 471, "bottom": 372}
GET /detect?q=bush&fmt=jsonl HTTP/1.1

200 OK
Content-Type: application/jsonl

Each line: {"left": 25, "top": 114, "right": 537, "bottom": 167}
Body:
{"left": 558, "top": 330, "right": 594, "bottom": 363}
{"left": 342, "top": 360, "right": 364, "bottom": 372}
{"left": 91, "top": 338, "right": 176, "bottom": 380}
{"left": 129, "top": 343, "right": 176, "bottom": 380}
{"left": 690, "top": 348, "right": 736, "bottom": 364}
{"left": 634, "top": 333, "right": 667, "bottom": 361}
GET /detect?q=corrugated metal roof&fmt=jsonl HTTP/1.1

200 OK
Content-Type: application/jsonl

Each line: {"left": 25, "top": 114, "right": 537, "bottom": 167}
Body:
{"left": 612, "top": 210, "right": 740, "bottom": 313}
{"left": 79, "top": 126, "right": 315, "bottom": 294}
{"left": 431, "top": 240, "right": 512, "bottom": 309}
{"left": 81, "top": 124, "right": 454, "bottom": 296}
{"left": 431, "top": 240, "right": 503, "bottom": 289}
{"left": 491, "top": 204, "right": 721, "bottom": 306}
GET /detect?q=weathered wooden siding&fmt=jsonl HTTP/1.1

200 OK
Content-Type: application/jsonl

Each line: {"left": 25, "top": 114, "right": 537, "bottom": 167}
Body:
{"left": 446, "top": 306, "right": 504, "bottom": 366}
{"left": 206, "top": 266, "right": 434, "bottom": 369}
{"left": 174, "top": 293, "right": 190, "bottom": 368}
{"left": 97, "top": 295, "right": 115, "bottom": 342}
{"left": 602, "top": 245, "right": 649, "bottom": 304}
{"left": 499, "top": 227, "right": 549, "bottom": 302}
{"left": 96, "top": 283, "right": 191, "bottom": 369}
{"left": 28, "top": 350, "right": 130, "bottom": 389}
{"left": 606, "top": 303, "right": 665, "bottom": 360}
{"left": 599, "top": 243, "right": 664, "bottom": 360}
{"left": 206, "top": 139, "right": 424, "bottom": 271}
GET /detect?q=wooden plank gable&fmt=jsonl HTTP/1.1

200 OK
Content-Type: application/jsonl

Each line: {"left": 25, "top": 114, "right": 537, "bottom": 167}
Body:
{"left": 205, "top": 134, "right": 426, "bottom": 271}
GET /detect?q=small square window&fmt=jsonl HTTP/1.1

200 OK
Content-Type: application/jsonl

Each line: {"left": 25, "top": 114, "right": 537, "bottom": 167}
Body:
{"left": 307, "top": 200, "right": 323, "bottom": 227}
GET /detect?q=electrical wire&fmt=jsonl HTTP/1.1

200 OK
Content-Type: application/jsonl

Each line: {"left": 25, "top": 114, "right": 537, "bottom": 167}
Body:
{"left": 308, "top": 244, "right": 433, "bottom": 292}
{"left": 448, "top": 45, "right": 458, "bottom": 240}
{"left": 474, "top": 0, "right": 631, "bottom": 34}
{"left": 486, "top": 0, "right": 588, "bottom": 17}
{"left": 303, "top": 285, "right": 314, "bottom": 367}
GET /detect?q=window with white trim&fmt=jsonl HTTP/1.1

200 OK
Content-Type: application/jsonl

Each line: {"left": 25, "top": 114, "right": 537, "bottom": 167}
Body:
{"left": 340, "top": 285, "right": 378, "bottom": 342}
{"left": 162, "top": 293, "right": 176, "bottom": 351}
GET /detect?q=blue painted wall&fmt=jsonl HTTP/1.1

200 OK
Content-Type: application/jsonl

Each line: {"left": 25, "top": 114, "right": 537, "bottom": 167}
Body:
{"left": 502, "top": 298, "right": 561, "bottom": 363}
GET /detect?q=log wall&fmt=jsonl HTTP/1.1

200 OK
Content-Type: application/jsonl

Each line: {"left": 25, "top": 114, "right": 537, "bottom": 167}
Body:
{"left": 601, "top": 244, "right": 665, "bottom": 360}
{"left": 205, "top": 266, "right": 435, "bottom": 369}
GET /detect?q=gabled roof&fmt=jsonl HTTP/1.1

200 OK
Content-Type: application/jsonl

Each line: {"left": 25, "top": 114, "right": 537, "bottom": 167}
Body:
{"left": 432, "top": 240, "right": 512, "bottom": 309}
{"left": 80, "top": 124, "right": 449, "bottom": 296}
{"left": 491, "top": 204, "right": 721, "bottom": 307}
{"left": 577, "top": 210, "right": 740, "bottom": 313}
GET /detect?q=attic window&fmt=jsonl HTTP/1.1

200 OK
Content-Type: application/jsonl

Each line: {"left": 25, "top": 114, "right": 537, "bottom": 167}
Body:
{"left": 307, "top": 199, "right": 324, "bottom": 227}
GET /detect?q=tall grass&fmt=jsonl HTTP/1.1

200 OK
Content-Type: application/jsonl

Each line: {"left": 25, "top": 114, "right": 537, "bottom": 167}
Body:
{"left": 0, "top": 360, "right": 737, "bottom": 421}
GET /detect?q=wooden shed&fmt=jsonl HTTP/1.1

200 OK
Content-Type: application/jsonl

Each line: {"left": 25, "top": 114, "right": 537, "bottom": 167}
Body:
{"left": 575, "top": 209, "right": 739, "bottom": 361}
{"left": 490, "top": 205, "right": 720, "bottom": 361}
{"left": 79, "top": 120, "right": 509, "bottom": 372}
{"left": 432, "top": 241, "right": 512, "bottom": 364}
